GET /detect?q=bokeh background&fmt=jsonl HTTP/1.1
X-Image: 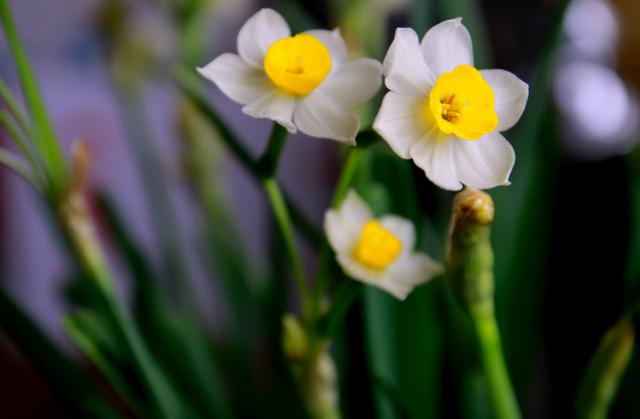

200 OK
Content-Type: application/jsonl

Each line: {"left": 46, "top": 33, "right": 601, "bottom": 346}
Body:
{"left": 0, "top": 0, "right": 639, "bottom": 417}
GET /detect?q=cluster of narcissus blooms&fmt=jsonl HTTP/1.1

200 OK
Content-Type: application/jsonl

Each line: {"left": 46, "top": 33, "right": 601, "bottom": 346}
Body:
{"left": 199, "top": 9, "right": 528, "bottom": 299}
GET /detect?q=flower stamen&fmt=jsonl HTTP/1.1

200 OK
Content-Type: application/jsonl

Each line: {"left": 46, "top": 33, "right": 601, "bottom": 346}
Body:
{"left": 428, "top": 65, "right": 498, "bottom": 140}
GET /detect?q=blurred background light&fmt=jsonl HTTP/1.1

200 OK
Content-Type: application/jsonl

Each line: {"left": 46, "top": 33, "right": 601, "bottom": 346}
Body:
{"left": 564, "top": 0, "right": 619, "bottom": 62}
{"left": 554, "top": 61, "right": 639, "bottom": 158}
{"left": 554, "top": 0, "right": 639, "bottom": 159}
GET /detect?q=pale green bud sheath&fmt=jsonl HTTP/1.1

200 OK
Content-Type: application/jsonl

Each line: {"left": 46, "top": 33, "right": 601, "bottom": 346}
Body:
{"left": 282, "top": 314, "right": 341, "bottom": 419}
{"left": 576, "top": 316, "right": 635, "bottom": 419}
{"left": 447, "top": 188, "right": 521, "bottom": 419}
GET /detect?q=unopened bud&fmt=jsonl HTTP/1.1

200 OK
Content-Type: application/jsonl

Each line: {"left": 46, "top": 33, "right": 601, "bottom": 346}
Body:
{"left": 282, "top": 314, "right": 308, "bottom": 361}
{"left": 447, "top": 188, "right": 495, "bottom": 312}
{"left": 71, "top": 141, "right": 91, "bottom": 192}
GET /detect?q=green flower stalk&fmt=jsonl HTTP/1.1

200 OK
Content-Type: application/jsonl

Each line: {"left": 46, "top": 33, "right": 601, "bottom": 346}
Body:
{"left": 447, "top": 188, "right": 521, "bottom": 419}
{"left": 576, "top": 316, "right": 635, "bottom": 419}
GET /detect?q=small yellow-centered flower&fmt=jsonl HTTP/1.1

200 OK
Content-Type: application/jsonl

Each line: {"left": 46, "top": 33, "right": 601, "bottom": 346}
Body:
{"left": 373, "top": 19, "right": 529, "bottom": 190}
{"left": 324, "top": 190, "right": 442, "bottom": 300}
{"left": 198, "top": 8, "right": 383, "bottom": 144}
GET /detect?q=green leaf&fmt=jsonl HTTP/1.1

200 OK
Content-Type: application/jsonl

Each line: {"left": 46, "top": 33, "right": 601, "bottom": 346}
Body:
{"left": 365, "top": 287, "right": 399, "bottom": 419}
{"left": 0, "top": 0, "right": 67, "bottom": 192}
{"left": 98, "top": 194, "right": 233, "bottom": 419}
{"left": 489, "top": 0, "right": 570, "bottom": 404}
{"left": 0, "top": 285, "right": 116, "bottom": 418}
{"left": 112, "top": 84, "right": 192, "bottom": 306}
{"left": 63, "top": 310, "right": 145, "bottom": 416}
{"left": 370, "top": 150, "right": 447, "bottom": 419}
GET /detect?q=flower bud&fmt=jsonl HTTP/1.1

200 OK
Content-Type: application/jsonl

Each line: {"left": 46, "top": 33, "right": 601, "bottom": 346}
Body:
{"left": 447, "top": 188, "right": 495, "bottom": 312}
{"left": 282, "top": 314, "right": 309, "bottom": 362}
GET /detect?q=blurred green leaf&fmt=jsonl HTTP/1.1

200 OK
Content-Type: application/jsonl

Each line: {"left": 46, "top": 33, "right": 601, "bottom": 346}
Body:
{"left": 275, "top": 0, "right": 320, "bottom": 33}
{"left": 0, "top": 0, "right": 67, "bottom": 193}
{"left": 364, "top": 287, "right": 399, "bottom": 419}
{"left": 371, "top": 374, "right": 420, "bottom": 419}
{"left": 319, "top": 281, "right": 363, "bottom": 338}
{"left": 180, "top": 99, "right": 259, "bottom": 337}
{"left": 98, "top": 194, "right": 233, "bottom": 419}
{"left": 113, "top": 85, "right": 193, "bottom": 307}
{"left": 625, "top": 151, "right": 640, "bottom": 306}
{"left": 63, "top": 309, "right": 144, "bottom": 416}
{"left": 490, "top": 0, "right": 570, "bottom": 406}
{"left": 0, "top": 285, "right": 117, "bottom": 418}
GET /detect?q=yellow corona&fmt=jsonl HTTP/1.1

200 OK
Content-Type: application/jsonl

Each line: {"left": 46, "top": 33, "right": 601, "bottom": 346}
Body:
{"left": 353, "top": 220, "right": 402, "bottom": 271}
{"left": 429, "top": 65, "right": 498, "bottom": 140}
{"left": 264, "top": 34, "right": 332, "bottom": 96}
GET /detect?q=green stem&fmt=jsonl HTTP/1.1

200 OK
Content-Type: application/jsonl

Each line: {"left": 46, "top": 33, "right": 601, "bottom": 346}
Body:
{"left": 332, "top": 147, "right": 361, "bottom": 207}
{"left": 260, "top": 123, "right": 312, "bottom": 314}
{"left": 469, "top": 303, "right": 521, "bottom": 419}
{"left": 262, "top": 176, "right": 312, "bottom": 315}
{"left": 257, "top": 123, "right": 289, "bottom": 178}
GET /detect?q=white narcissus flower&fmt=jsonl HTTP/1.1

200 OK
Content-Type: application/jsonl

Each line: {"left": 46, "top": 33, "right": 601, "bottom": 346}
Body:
{"left": 324, "top": 190, "right": 443, "bottom": 300}
{"left": 198, "top": 8, "right": 383, "bottom": 144}
{"left": 373, "top": 19, "right": 529, "bottom": 190}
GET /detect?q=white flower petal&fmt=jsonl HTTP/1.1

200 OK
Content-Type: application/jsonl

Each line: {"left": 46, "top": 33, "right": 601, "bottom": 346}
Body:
{"left": 318, "top": 58, "right": 382, "bottom": 110}
{"left": 410, "top": 130, "right": 463, "bottom": 191}
{"left": 421, "top": 18, "right": 474, "bottom": 77}
{"left": 324, "top": 212, "right": 356, "bottom": 255}
{"left": 378, "top": 215, "right": 415, "bottom": 253}
{"left": 337, "top": 254, "right": 382, "bottom": 285}
{"left": 304, "top": 29, "right": 348, "bottom": 68}
{"left": 453, "top": 131, "right": 515, "bottom": 189}
{"left": 324, "top": 189, "right": 372, "bottom": 256}
{"left": 481, "top": 69, "right": 529, "bottom": 132}
{"left": 197, "top": 53, "right": 272, "bottom": 105}
{"left": 337, "top": 190, "right": 372, "bottom": 230}
{"left": 242, "top": 91, "right": 296, "bottom": 132}
{"left": 382, "top": 28, "right": 435, "bottom": 97}
{"left": 373, "top": 92, "right": 432, "bottom": 159}
{"left": 294, "top": 90, "right": 359, "bottom": 144}
{"left": 337, "top": 254, "right": 412, "bottom": 300}
{"left": 387, "top": 253, "right": 443, "bottom": 288}
{"left": 237, "top": 8, "right": 290, "bottom": 68}
{"left": 377, "top": 274, "right": 415, "bottom": 300}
